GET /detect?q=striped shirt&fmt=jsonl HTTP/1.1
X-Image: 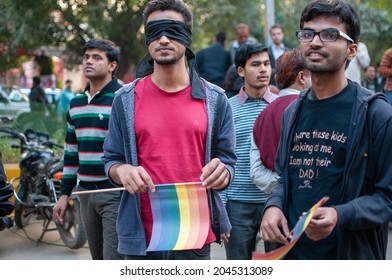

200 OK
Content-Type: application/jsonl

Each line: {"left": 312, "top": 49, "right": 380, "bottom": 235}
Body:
{"left": 223, "top": 87, "right": 272, "bottom": 203}
{"left": 60, "top": 77, "right": 122, "bottom": 196}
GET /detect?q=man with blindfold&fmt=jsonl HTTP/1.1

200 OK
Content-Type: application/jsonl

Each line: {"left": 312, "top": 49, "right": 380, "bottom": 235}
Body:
{"left": 102, "top": 0, "right": 236, "bottom": 260}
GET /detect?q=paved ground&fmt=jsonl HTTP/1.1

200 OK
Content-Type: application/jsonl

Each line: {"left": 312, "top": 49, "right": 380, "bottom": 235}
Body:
{"left": 0, "top": 220, "right": 227, "bottom": 260}
{"left": 0, "top": 219, "right": 391, "bottom": 260}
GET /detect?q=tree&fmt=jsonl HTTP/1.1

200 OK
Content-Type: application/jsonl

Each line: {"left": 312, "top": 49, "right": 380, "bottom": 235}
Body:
{"left": 0, "top": 0, "right": 149, "bottom": 79}
{"left": 354, "top": 1, "right": 392, "bottom": 64}
{"left": 191, "top": 0, "right": 263, "bottom": 49}
{"left": 1, "top": 0, "right": 391, "bottom": 81}
{"left": 1, "top": 0, "right": 265, "bottom": 80}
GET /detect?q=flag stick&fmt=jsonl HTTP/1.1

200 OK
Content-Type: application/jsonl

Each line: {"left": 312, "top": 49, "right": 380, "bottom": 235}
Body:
{"left": 72, "top": 187, "right": 126, "bottom": 195}
{"left": 72, "top": 182, "right": 202, "bottom": 195}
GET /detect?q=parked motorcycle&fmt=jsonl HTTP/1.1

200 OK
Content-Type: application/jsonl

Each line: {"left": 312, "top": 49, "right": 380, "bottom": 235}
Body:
{"left": 1, "top": 117, "right": 15, "bottom": 232}
{"left": 0, "top": 118, "right": 86, "bottom": 249}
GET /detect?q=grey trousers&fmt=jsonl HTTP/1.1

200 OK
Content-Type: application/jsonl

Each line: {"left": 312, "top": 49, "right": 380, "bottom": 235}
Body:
{"left": 78, "top": 188, "right": 123, "bottom": 260}
{"left": 224, "top": 200, "right": 265, "bottom": 260}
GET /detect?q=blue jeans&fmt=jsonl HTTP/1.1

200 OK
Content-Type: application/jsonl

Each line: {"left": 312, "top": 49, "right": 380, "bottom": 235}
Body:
{"left": 79, "top": 187, "right": 123, "bottom": 260}
{"left": 124, "top": 244, "right": 211, "bottom": 260}
{"left": 386, "top": 91, "right": 392, "bottom": 105}
{"left": 224, "top": 200, "right": 265, "bottom": 260}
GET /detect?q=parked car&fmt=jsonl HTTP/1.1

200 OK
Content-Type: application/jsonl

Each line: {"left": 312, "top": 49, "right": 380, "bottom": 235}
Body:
{"left": 0, "top": 85, "right": 61, "bottom": 134}
{"left": 12, "top": 86, "right": 60, "bottom": 105}
{"left": 0, "top": 85, "right": 30, "bottom": 122}
{"left": 1, "top": 85, "right": 60, "bottom": 116}
{"left": 43, "top": 88, "right": 61, "bottom": 104}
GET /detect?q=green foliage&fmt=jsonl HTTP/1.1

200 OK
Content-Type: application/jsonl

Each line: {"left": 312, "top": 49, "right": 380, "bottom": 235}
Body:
{"left": 0, "top": 137, "right": 20, "bottom": 164}
{"left": 0, "top": 0, "right": 59, "bottom": 49}
{"left": 354, "top": 2, "right": 392, "bottom": 64}
{"left": 0, "top": 0, "right": 391, "bottom": 79}
{"left": 274, "top": 0, "right": 308, "bottom": 50}
{"left": 50, "top": 126, "right": 66, "bottom": 147}
{"left": 192, "top": 0, "right": 263, "bottom": 51}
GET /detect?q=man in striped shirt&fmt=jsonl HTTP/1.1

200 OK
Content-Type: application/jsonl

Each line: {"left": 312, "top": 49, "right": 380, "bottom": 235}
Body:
{"left": 53, "top": 39, "right": 123, "bottom": 260}
{"left": 222, "top": 43, "right": 274, "bottom": 259}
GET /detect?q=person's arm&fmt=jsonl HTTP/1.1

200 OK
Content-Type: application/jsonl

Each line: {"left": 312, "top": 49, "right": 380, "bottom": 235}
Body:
{"left": 102, "top": 92, "right": 155, "bottom": 194}
{"left": 249, "top": 135, "right": 279, "bottom": 194}
{"left": 59, "top": 114, "right": 79, "bottom": 196}
{"left": 201, "top": 94, "right": 236, "bottom": 190}
{"left": 333, "top": 99, "right": 392, "bottom": 230}
{"left": 102, "top": 96, "right": 127, "bottom": 184}
{"left": 356, "top": 42, "right": 370, "bottom": 69}
{"left": 259, "top": 114, "right": 290, "bottom": 244}
{"left": 57, "top": 93, "right": 65, "bottom": 120}
{"left": 260, "top": 205, "right": 290, "bottom": 244}
{"left": 53, "top": 111, "right": 79, "bottom": 224}
{"left": 109, "top": 163, "right": 155, "bottom": 194}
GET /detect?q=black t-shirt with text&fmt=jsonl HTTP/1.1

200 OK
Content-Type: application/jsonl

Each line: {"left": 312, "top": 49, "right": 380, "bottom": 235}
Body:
{"left": 286, "top": 81, "right": 356, "bottom": 259}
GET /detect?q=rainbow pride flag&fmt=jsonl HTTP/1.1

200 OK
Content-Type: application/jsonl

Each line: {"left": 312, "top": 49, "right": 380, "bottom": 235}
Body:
{"left": 146, "top": 182, "right": 210, "bottom": 252}
{"left": 252, "top": 196, "right": 329, "bottom": 260}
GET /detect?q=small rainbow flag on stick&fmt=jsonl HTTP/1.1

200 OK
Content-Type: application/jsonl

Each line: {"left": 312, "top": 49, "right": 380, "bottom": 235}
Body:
{"left": 146, "top": 182, "right": 210, "bottom": 252}
{"left": 252, "top": 196, "right": 329, "bottom": 260}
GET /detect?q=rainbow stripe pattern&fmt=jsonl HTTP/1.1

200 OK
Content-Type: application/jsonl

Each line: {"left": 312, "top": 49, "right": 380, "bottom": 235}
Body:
{"left": 146, "top": 182, "right": 210, "bottom": 252}
{"left": 252, "top": 196, "right": 329, "bottom": 260}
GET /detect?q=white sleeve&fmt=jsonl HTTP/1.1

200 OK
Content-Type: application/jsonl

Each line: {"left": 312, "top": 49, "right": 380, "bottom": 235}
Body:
{"left": 357, "top": 42, "right": 370, "bottom": 68}
{"left": 249, "top": 135, "right": 279, "bottom": 194}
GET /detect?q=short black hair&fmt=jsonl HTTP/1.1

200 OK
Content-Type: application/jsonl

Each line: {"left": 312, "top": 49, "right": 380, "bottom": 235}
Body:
{"left": 143, "top": 0, "right": 193, "bottom": 30}
{"left": 270, "top": 24, "right": 284, "bottom": 33}
{"left": 300, "top": 0, "right": 360, "bottom": 44}
{"left": 32, "top": 76, "right": 41, "bottom": 85}
{"left": 235, "top": 43, "right": 269, "bottom": 69}
{"left": 364, "top": 65, "right": 375, "bottom": 72}
{"left": 83, "top": 39, "right": 121, "bottom": 64}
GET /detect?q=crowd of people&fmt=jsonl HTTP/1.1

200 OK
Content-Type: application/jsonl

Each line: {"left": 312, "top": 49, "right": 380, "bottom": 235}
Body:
{"left": 2, "top": 0, "right": 392, "bottom": 261}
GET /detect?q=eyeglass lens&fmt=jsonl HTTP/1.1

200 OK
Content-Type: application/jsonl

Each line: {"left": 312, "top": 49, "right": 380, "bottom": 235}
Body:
{"left": 299, "top": 30, "right": 338, "bottom": 42}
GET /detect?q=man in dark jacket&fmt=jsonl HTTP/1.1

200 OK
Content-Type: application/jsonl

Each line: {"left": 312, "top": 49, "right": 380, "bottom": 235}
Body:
{"left": 29, "top": 76, "right": 48, "bottom": 113}
{"left": 195, "top": 32, "right": 231, "bottom": 88}
{"left": 259, "top": 0, "right": 392, "bottom": 259}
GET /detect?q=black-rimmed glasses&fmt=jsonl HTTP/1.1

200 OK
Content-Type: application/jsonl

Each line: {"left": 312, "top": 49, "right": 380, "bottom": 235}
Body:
{"left": 296, "top": 28, "right": 354, "bottom": 43}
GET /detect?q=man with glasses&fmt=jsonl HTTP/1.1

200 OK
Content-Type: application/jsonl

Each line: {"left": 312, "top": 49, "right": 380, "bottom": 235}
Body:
{"left": 259, "top": 0, "right": 392, "bottom": 259}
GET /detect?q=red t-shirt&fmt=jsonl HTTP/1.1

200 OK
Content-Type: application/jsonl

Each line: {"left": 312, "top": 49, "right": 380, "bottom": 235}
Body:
{"left": 134, "top": 75, "right": 216, "bottom": 246}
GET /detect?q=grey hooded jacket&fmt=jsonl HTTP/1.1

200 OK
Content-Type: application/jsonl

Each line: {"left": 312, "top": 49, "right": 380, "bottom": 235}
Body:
{"left": 102, "top": 78, "right": 236, "bottom": 256}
